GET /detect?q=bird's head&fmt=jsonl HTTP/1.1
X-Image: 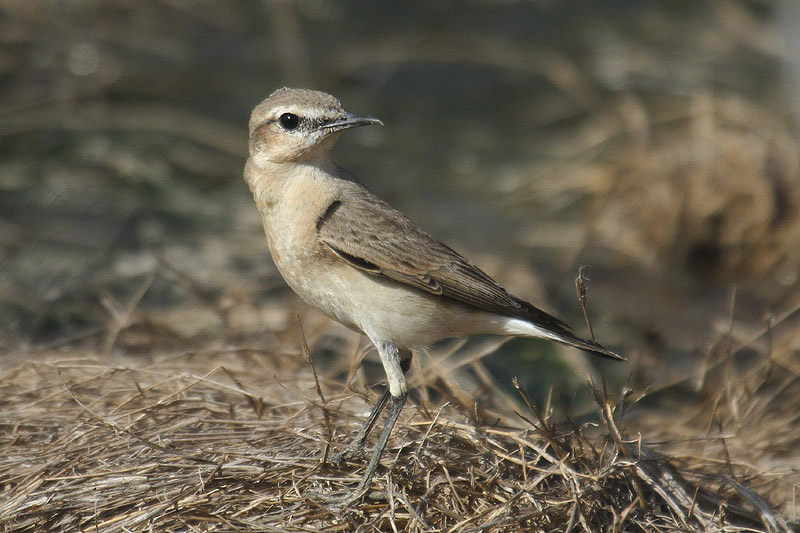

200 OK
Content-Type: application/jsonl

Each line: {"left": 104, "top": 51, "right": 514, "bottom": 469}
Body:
{"left": 248, "top": 87, "right": 382, "bottom": 164}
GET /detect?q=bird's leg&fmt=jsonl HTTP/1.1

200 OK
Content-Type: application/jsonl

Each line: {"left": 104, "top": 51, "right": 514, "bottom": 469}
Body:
{"left": 332, "top": 348, "right": 412, "bottom": 464}
{"left": 350, "top": 391, "right": 406, "bottom": 497}
{"left": 351, "top": 386, "right": 392, "bottom": 448}
{"left": 311, "top": 392, "right": 407, "bottom": 506}
{"left": 331, "top": 388, "right": 389, "bottom": 465}
{"left": 309, "top": 342, "right": 410, "bottom": 506}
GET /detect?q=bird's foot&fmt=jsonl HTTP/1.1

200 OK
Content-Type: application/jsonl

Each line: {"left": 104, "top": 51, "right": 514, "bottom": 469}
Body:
{"left": 307, "top": 485, "right": 368, "bottom": 508}
{"left": 330, "top": 445, "right": 366, "bottom": 467}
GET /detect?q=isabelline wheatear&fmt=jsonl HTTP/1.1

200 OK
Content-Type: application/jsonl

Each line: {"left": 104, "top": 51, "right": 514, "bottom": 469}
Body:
{"left": 244, "top": 87, "right": 622, "bottom": 504}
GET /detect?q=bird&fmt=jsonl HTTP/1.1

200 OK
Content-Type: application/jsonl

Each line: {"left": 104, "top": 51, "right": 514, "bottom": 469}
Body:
{"left": 244, "top": 87, "right": 623, "bottom": 504}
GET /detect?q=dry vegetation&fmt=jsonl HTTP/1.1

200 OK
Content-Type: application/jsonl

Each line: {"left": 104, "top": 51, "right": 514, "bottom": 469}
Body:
{"left": 0, "top": 313, "right": 794, "bottom": 532}
{"left": 2, "top": 1, "right": 800, "bottom": 531}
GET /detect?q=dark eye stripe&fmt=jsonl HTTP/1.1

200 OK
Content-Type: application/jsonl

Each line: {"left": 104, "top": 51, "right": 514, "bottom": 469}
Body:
{"left": 266, "top": 114, "right": 332, "bottom": 133}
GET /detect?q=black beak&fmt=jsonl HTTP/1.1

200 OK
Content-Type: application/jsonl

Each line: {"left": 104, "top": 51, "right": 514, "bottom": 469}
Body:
{"left": 322, "top": 113, "right": 383, "bottom": 133}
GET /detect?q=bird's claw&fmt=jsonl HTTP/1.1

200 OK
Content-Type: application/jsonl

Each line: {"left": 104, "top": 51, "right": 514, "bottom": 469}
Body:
{"left": 330, "top": 445, "right": 366, "bottom": 467}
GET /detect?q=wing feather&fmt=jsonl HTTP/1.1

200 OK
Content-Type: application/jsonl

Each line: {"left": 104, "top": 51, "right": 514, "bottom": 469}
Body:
{"left": 316, "top": 184, "right": 575, "bottom": 335}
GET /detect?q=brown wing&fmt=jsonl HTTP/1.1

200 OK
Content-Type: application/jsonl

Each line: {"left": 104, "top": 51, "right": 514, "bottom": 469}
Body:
{"left": 315, "top": 183, "right": 575, "bottom": 336}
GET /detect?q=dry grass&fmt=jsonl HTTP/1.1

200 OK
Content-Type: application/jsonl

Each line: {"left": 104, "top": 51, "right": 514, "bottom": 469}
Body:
{"left": 0, "top": 310, "right": 795, "bottom": 532}
{"left": 2, "top": 1, "right": 799, "bottom": 531}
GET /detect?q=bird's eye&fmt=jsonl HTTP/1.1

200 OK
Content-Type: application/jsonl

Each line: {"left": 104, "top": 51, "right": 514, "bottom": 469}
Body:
{"left": 279, "top": 113, "right": 300, "bottom": 130}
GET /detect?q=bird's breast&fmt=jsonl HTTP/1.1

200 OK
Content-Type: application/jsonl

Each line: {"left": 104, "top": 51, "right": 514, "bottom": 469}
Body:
{"left": 251, "top": 164, "right": 506, "bottom": 349}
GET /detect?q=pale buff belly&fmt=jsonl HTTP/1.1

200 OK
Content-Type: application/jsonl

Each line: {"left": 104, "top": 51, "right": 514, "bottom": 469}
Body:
{"left": 275, "top": 255, "right": 504, "bottom": 349}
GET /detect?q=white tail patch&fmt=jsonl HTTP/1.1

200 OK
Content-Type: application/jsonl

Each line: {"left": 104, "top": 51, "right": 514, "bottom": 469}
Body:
{"left": 500, "top": 317, "right": 566, "bottom": 343}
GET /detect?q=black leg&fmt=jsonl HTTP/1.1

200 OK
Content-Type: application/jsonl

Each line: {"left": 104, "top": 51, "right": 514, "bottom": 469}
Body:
{"left": 357, "top": 349, "right": 410, "bottom": 445}
{"left": 331, "top": 387, "right": 390, "bottom": 465}
{"left": 333, "top": 348, "right": 412, "bottom": 463}
{"left": 310, "top": 392, "right": 407, "bottom": 506}
{"left": 351, "top": 391, "right": 406, "bottom": 496}
{"left": 354, "top": 387, "right": 391, "bottom": 448}
{"left": 310, "top": 346, "right": 413, "bottom": 505}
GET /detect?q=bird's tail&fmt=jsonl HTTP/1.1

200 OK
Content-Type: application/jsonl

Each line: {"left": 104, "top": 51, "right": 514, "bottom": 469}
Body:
{"left": 501, "top": 316, "right": 625, "bottom": 361}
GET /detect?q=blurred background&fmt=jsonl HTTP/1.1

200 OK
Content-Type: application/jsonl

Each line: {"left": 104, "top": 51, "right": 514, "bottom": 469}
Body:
{"left": 1, "top": 0, "right": 799, "bottom": 426}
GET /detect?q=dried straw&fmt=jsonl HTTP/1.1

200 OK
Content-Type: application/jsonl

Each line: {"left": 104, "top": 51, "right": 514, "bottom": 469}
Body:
{"left": 0, "top": 337, "right": 790, "bottom": 532}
